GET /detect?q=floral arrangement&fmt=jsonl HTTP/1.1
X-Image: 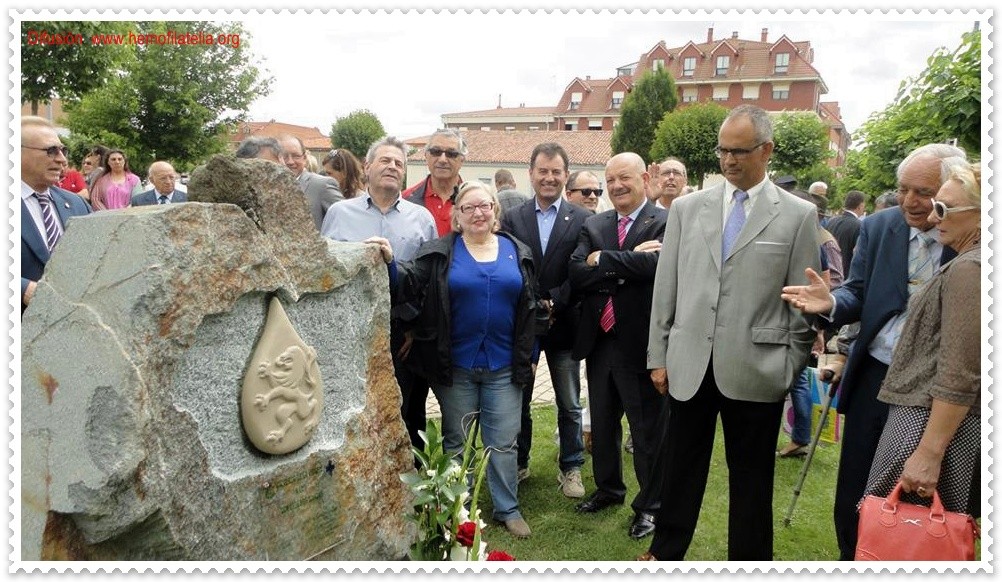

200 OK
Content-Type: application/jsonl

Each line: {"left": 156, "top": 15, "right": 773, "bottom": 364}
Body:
{"left": 400, "top": 420, "right": 514, "bottom": 561}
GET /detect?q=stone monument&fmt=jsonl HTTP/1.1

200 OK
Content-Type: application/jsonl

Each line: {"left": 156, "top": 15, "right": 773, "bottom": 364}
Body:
{"left": 20, "top": 156, "right": 415, "bottom": 561}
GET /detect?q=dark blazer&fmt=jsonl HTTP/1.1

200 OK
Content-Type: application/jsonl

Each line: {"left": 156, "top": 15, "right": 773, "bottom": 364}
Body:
{"left": 568, "top": 201, "right": 667, "bottom": 369}
{"left": 830, "top": 208, "right": 955, "bottom": 412}
{"left": 131, "top": 188, "right": 188, "bottom": 206}
{"left": 21, "top": 186, "right": 92, "bottom": 305}
{"left": 501, "top": 198, "right": 591, "bottom": 351}
{"left": 825, "top": 210, "right": 861, "bottom": 274}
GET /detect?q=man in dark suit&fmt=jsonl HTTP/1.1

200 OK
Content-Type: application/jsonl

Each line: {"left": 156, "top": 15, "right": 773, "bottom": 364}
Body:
{"left": 824, "top": 189, "right": 866, "bottom": 274}
{"left": 132, "top": 160, "right": 188, "bottom": 206}
{"left": 645, "top": 105, "right": 819, "bottom": 560}
{"left": 501, "top": 142, "right": 591, "bottom": 498}
{"left": 21, "top": 116, "right": 92, "bottom": 312}
{"left": 568, "top": 152, "right": 667, "bottom": 539}
{"left": 782, "top": 142, "right": 966, "bottom": 560}
{"left": 278, "top": 135, "right": 343, "bottom": 231}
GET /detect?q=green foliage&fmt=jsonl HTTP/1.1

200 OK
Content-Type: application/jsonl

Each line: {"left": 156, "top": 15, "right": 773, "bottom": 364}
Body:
{"left": 771, "top": 112, "right": 832, "bottom": 178}
{"left": 21, "top": 21, "right": 133, "bottom": 112}
{"left": 611, "top": 67, "right": 679, "bottom": 164}
{"left": 64, "top": 21, "right": 272, "bottom": 173}
{"left": 650, "top": 102, "right": 728, "bottom": 188}
{"left": 330, "top": 110, "right": 386, "bottom": 161}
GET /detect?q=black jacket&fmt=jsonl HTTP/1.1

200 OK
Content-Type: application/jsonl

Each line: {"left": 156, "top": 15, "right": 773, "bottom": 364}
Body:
{"left": 394, "top": 232, "right": 545, "bottom": 389}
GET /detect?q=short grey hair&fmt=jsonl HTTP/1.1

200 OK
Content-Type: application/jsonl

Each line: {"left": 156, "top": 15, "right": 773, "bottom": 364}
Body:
{"left": 808, "top": 181, "right": 828, "bottom": 195}
{"left": 425, "top": 128, "right": 468, "bottom": 156}
{"left": 365, "top": 135, "right": 408, "bottom": 164}
{"left": 896, "top": 142, "right": 966, "bottom": 182}
{"left": 725, "top": 104, "right": 773, "bottom": 143}
{"left": 235, "top": 136, "right": 283, "bottom": 160}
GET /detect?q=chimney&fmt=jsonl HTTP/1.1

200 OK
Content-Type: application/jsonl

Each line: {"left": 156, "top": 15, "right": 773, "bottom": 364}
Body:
{"left": 586, "top": 75, "right": 591, "bottom": 81}
{"left": 497, "top": 93, "right": 502, "bottom": 109}
{"left": 732, "top": 31, "right": 738, "bottom": 39}
{"left": 761, "top": 27, "right": 768, "bottom": 42}
{"left": 707, "top": 27, "right": 713, "bottom": 42}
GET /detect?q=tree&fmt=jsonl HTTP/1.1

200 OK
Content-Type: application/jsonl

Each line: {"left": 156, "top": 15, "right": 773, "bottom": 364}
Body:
{"left": 649, "top": 102, "right": 729, "bottom": 188}
{"left": 65, "top": 21, "right": 272, "bottom": 172}
{"left": 770, "top": 112, "right": 832, "bottom": 178}
{"left": 21, "top": 21, "right": 133, "bottom": 114}
{"left": 610, "top": 67, "right": 678, "bottom": 164}
{"left": 330, "top": 110, "right": 386, "bottom": 160}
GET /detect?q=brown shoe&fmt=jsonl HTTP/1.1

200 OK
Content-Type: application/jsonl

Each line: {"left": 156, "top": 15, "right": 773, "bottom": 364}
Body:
{"left": 502, "top": 517, "right": 531, "bottom": 539}
{"left": 636, "top": 551, "right": 657, "bottom": 561}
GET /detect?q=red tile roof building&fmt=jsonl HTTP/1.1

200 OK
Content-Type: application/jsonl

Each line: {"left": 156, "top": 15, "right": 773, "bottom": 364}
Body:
{"left": 229, "top": 120, "right": 333, "bottom": 155}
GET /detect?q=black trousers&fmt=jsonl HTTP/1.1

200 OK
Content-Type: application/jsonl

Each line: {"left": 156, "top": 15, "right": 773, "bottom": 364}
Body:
{"left": 833, "top": 355, "right": 889, "bottom": 560}
{"left": 649, "top": 363, "right": 784, "bottom": 560}
{"left": 587, "top": 332, "right": 664, "bottom": 513}
{"left": 390, "top": 322, "right": 430, "bottom": 454}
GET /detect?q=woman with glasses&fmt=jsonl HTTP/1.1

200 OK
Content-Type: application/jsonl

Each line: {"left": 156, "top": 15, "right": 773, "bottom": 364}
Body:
{"left": 322, "top": 148, "right": 365, "bottom": 199}
{"left": 860, "top": 157, "right": 981, "bottom": 519}
{"left": 374, "top": 181, "right": 545, "bottom": 539}
{"left": 90, "top": 149, "right": 143, "bottom": 210}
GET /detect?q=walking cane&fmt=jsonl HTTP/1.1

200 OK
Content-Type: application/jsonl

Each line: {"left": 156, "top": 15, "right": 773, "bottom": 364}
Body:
{"left": 783, "top": 369, "right": 839, "bottom": 527}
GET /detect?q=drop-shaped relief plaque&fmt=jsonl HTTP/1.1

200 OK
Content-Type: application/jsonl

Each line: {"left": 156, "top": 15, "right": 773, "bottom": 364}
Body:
{"left": 241, "top": 297, "right": 323, "bottom": 455}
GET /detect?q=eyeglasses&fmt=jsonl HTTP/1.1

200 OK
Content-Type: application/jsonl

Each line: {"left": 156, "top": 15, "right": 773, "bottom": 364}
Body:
{"left": 714, "top": 142, "right": 766, "bottom": 159}
{"left": 286, "top": 152, "right": 305, "bottom": 161}
{"left": 427, "top": 147, "right": 462, "bottom": 159}
{"left": 932, "top": 200, "right": 977, "bottom": 220}
{"left": 458, "top": 201, "right": 494, "bottom": 214}
{"left": 23, "top": 145, "right": 69, "bottom": 158}
{"left": 569, "top": 188, "right": 603, "bottom": 197}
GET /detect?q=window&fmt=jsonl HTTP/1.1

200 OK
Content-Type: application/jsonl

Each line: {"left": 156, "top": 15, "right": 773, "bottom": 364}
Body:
{"left": 617, "top": 66, "right": 635, "bottom": 77}
{"left": 529, "top": 126, "right": 540, "bottom": 131}
{"left": 712, "top": 84, "right": 729, "bottom": 101}
{"left": 652, "top": 58, "right": 665, "bottom": 71}
{"left": 565, "top": 122, "right": 577, "bottom": 131}
{"left": 682, "top": 87, "right": 698, "bottom": 103}
{"left": 774, "top": 52, "right": 790, "bottom": 74}
{"left": 480, "top": 127, "right": 491, "bottom": 131}
{"left": 715, "top": 55, "right": 730, "bottom": 76}
{"left": 742, "top": 83, "right": 760, "bottom": 100}
{"left": 683, "top": 57, "right": 696, "bottom": 77}
{"left": 505, "top": 126, "right": 515, "bottom": 131}
{"left": 589, "top": 119, "right": 603, "bottom": 130}
{"left": 772, "top": 83, "right": 790, "bottom": 100}
{"left": 611, "top": 91, "right": 624, "bottom": 109}
{"left": 570, "top": 92, "right": 582, "bottom": 110}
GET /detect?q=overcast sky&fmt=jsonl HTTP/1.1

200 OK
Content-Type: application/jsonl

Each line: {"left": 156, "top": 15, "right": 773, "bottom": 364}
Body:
{"left": 234, "top": 9, "right": 980, "bottom": 142}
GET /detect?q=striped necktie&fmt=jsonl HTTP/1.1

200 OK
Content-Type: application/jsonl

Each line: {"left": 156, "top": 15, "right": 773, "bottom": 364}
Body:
{"left": 158, "top": 195, "right": 168, "bottom": 204}
{"left": 34, "top": 191, "right": 61, "bottom": 251}
{"left": 599, "top": 216, "right": 632, "bottom": 332}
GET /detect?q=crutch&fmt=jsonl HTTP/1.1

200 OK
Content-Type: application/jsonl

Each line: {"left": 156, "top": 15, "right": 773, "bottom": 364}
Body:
{"left": 783, "top": 370, "right": 839, "bottom": 527}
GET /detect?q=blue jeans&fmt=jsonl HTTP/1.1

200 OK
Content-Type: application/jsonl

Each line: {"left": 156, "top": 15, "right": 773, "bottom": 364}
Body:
{"left": 433, "top": 367, "right": 522, "bottom": 522}
{"left": 517, "top": 349, "right": 585, "bottom": 472}
{"left": 790, "top": 368, "right": 813, "bottom": 446}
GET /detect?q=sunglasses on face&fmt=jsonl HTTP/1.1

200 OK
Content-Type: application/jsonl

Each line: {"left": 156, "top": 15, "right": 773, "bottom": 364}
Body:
{"left": 932, "top": 200, "right": 977, "bottom": 220}
{"left": 24, "top": 145, "right": 69, "bottom": 158}
{"left": 569, "top": 188, "right": 603, "bottom": 197}
{"left": 427, "top": 147, "right": 462, "bottom": 159}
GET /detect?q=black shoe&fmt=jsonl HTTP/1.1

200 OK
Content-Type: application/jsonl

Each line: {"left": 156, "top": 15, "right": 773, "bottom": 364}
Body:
{"left": 575, "top": 491, "right": 625, "bottom": 513}
{"left": 628, "top": 511, "right": 656, "bottom": 539}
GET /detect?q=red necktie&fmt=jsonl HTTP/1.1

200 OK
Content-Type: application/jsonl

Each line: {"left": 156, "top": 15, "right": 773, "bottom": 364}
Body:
{"left": 599, "top": 216, "right": 631, "bottom": 332}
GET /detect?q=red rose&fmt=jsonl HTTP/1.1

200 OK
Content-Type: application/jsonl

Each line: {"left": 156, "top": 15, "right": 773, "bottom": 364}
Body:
{"left": 456, "top": 521, "right": 477, "bottom": 547}
{"left": 487, "top": 550, "right": 515, "bottom": 561}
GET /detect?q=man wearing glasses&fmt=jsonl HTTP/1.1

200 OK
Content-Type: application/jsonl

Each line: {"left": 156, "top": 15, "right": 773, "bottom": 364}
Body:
{"left": 20, "top": 116, "right": 91, "bottom": 312}
{"left": 647, "top": 158, "right": 689, "bottom": 211}
{"left": 278, "top": 135, "right": 343, "bottom": 231}
{"left": 404, "top": 128, "right": 467, "bottom": 237}
{"left": 564, "top": 170, "right": 603, "bottom": 213}
{"left": 132, "top": 161, "right": 188, "bottom": 206}
{"left": 644, "top": 105, "right": 819, "bottom": 560}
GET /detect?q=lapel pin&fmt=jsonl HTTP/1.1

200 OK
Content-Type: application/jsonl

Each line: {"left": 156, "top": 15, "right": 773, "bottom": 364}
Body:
{"left": 564, "top": 216, "right": 569, "bottom": 221}
{"left": 64, "top": 202, "right": 71, "bottom": 208}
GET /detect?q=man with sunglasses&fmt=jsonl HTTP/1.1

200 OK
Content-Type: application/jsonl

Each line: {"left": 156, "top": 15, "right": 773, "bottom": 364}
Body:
{"left": 564, "top": 171, "right": 603, "bottom": 212}
{"left": 781, "top": 142, "right": 965, "bottom": 560}
{"left": 20, "top": 116, "right": 92, "bottom": 313}
{"left": 404, "top": 128, "right": 467, "bottom": 237}
{"left": 647, "top": 158, "right": 689, "bottom": 210}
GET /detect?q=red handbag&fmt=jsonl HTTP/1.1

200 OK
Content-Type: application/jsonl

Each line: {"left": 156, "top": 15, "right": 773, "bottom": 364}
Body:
{"left": 856, "top": 482, "right": 980, "bottom": 560}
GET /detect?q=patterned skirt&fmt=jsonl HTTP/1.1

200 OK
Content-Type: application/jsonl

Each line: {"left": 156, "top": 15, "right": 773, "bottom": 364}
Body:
{"left": 862, "top": 405, "right": 980, "bottom": 515}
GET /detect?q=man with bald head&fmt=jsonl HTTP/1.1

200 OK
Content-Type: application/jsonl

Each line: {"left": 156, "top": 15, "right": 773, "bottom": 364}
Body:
{"left": 568, "top": 152, "right": 667, "bottom": 538}
{"left": 133, "top": 161, "right": 188, "bottom": 206}
{"left": 648, "top": 157, "right": 689, "bottom": 210}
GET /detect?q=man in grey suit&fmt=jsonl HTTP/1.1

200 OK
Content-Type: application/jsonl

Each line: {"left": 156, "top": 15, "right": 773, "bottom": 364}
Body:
{"left": 644, "top": 105, "right": 819, "bottom": 560}
{"left": 278, "top": 135, "right": 343, "bottom": 230}
{"left": 132, "top": 161, "right": 188, "bottom": 206}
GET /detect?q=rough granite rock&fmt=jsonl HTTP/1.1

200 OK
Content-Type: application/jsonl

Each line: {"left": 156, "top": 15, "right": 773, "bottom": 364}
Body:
{"left": 20, "top": 155, "right": 416, "bottom": 561}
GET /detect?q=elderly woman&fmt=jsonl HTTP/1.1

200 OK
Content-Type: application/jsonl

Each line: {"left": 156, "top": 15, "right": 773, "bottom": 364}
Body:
{"left": 372, "top": 181, "right": 544, "bottom": 539}
{"left": 90, "top": 149, "right": 142, "bottom": 210}
{"left": 860, "top": 158, "right": 981, "bottom": 516}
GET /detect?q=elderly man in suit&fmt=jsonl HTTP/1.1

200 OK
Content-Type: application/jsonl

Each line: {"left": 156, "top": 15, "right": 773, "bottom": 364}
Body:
{"left": 643, "top": 105, "right": 819, "bottom": 560}
{"left": 781, "top": 142, "right": 965, "bottom": 560}
{"left": 568, "top": 152, "right": 667, "bottom": 539}
{"left": 21, "top": 116, "right": 92, "bottom": 313}
{"left": 278, "top": 135, "right": 343, "bottom": 230}
{"left": 501, "top": 142, "right": 591, "bottom": 498}
{"left": 132, "top": 161, "right": 188, "bottom": 206}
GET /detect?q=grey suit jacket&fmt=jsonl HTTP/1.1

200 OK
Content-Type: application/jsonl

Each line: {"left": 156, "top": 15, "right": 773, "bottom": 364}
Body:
{"left": 298, "top": 171, "right": 343, "bottom": 230}
{"left": 648, "top": 181, "right": 820, "bottom": 403}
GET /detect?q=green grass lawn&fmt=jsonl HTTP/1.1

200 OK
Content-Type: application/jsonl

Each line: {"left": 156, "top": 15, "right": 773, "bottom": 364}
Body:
{"left": 474, "top": 403, "right": 842, "bottom": 561}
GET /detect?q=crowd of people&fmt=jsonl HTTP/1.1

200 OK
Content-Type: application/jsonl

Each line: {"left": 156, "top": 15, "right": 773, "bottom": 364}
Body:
{"left": 20, "top": 105, "right": 981, "bottom": 560}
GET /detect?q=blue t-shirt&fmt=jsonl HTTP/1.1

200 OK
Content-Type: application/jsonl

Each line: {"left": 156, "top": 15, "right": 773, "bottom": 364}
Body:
{"left": 448, "top": 236, "right": 523, "bottom": 371}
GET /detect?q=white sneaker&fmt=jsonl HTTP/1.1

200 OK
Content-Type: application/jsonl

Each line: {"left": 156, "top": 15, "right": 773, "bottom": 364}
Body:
{"left": 558, "top": 468, "right": 586, "bottom": 498}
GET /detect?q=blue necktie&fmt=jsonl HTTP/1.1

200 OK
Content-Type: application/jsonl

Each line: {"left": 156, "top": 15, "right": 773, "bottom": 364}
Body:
{"left": 722, "top": 190, "right": 748, "bottom": 259}
{"left": 158, "top": 195, "right": 168, "bottom": 205}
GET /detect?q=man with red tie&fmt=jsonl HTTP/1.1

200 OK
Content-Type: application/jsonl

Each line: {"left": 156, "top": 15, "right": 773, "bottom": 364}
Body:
{"left": 568, "top": 152, "right": 667, "bottom": 539}
{"left": 21, "top": 116, "right": 91, "bottom": 313}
